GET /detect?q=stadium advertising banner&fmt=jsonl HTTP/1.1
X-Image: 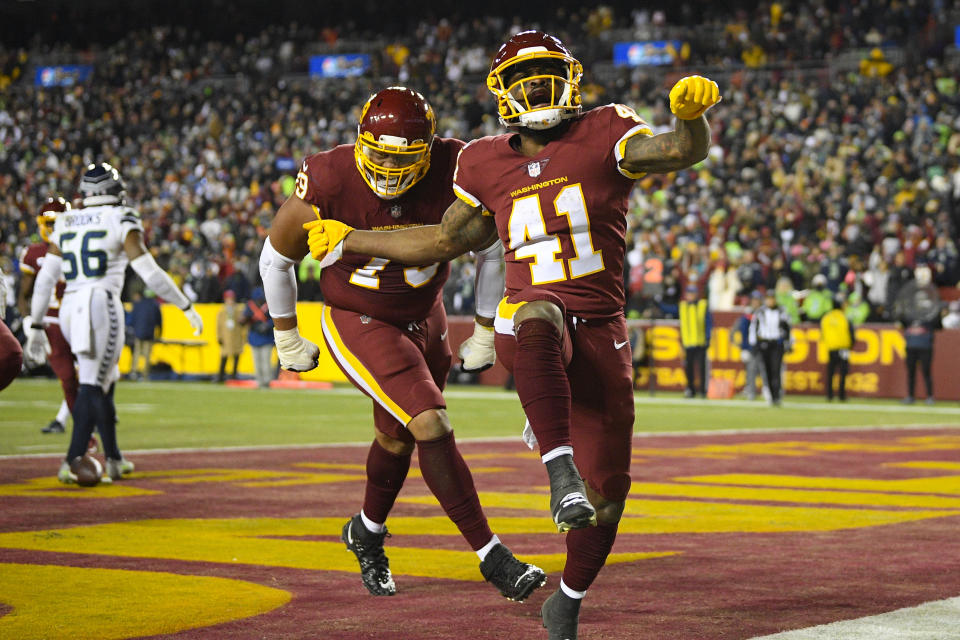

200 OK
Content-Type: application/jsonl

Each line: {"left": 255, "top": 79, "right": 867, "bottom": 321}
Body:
{"left": 308, "top": 54, "right": 370, "bottom": 78}
{"left": 613, "top": 41, "right": 681, "bottom": 67}
{"left": 625, "top": 311, "right": 956, "bottom": 400}
{"left": 34, "top": 65, "right": 93, "bottom": 87}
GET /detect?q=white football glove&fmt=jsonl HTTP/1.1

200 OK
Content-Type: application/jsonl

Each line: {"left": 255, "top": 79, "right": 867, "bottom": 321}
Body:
{"left": 457, "top": 321, "right": 496, "bottom": 372}
{"left": 183, "top": 306, "right": 204, "bottom": 336}
{"left": 24, "top": 320, "right": 51, "bottom": 369}
{"left": 274, "top": 327, "right": 320, "bottom": 372}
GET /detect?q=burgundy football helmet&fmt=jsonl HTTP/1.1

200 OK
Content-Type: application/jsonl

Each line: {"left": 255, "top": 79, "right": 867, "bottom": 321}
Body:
{"left": 487, "top": 30, "right": 583, "bottom": 130}
{"left": 354, "top": 87, "right": 436, "bottom": 199}
{"left": 37, "top": 196, "right": 70, "bottom": 241}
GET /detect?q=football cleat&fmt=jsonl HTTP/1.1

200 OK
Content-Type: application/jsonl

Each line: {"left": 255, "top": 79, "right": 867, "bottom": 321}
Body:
{"left": 545, "top": 455, "right": 597, "bottom": 533}
{"left": 57, "top": 460, "right": 76, "bottom": 484}
{"left": 541, "top": 589, "right": 581, "bottom": 640}
{"left": 105, "top": 458, "right": 134, "bottom": 480}
{"left": 42, "top": 420, "right": 65, "bottom": 434}
{"left": 479, "top": 543, "right": 546, "bottom": 602}
{"left": 341, "top": 514, "right": 396, "bottom": 596}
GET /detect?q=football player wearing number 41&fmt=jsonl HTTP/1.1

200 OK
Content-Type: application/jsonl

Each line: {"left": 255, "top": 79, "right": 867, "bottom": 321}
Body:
{"left": 260, "top": 86, "right": 545, "bottom": 602}
{"left": 27, "top": 163, "right": 203, "bottom": 485}
{"left": 305, "top": 31, "right": 720, "bottom": 640}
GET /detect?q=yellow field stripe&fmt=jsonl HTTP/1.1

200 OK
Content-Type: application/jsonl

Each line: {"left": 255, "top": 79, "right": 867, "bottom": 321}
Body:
{"left": 320, "top": 304, "right": 411, "bottom": 424}
{"left": 0, "top": 563, "right": 289, "bottom": 640}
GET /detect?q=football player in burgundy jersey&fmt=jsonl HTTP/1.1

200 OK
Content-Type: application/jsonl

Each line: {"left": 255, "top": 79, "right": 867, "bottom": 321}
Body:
{"left": 0, "top": 264, "right": 21, "bottom": 392}
{"left": 260, "top": 86, "right": 545, "bottom": 602}
{"left": 17, "top": 197, "right": 80, "bottom": 434}
{"left": 305, "top": 32, "right": 720, "bottom": 639}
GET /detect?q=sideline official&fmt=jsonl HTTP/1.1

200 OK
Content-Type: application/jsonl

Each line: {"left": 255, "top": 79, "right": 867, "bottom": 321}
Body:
{"left": 749, "top": 291, "right": 791, "bottom": 406}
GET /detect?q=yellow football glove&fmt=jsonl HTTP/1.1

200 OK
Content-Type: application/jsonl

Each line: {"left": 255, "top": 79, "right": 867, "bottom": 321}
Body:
{"left": 669, "top": 75, "right": 721, "bottom": 120}
{"left": 303, "top": 218, "right": 355, "bottom": 267}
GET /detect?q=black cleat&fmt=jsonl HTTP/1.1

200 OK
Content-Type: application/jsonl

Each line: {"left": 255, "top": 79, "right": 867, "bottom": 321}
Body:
{"left": 41, "top": 420, "right": 65, "bottom": 434}
{"left": 479, "top": 543, "right": 546, "bottom": 602}
{"left": 545, "top": 455, "right": 597, "bottom": 532}
{"left": 341, "top": 514, "right": 396, "bottom": 596}
{"left": 541, "top": 589, "right": 581, "bottom": 640}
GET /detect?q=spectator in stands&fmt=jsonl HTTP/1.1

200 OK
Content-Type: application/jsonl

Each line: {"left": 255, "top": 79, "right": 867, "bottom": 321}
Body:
{"left": 820, "top": 293, "right": 854, "bottom": 402}
{"left": 860, "top": 48, "right": 894, "bottom": 78}
{"left": 942, "top": 300, "right": 960, "bottom": 330}
{"left": 802, "top": 274, "right": 834, "bottom": 322}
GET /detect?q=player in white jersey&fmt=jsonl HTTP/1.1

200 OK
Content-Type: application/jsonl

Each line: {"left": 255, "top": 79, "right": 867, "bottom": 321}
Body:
{"left": 26, "top": 163, "right": 203, "bottom": 483}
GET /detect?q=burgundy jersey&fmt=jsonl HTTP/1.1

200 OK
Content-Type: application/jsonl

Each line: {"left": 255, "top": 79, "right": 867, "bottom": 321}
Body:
{"left": 296, "top": 138, "right": 463, "bottom": 325}
{"left": 18, "top": 243, "right": 66, "bottom": 319}
{"left": 453, "top": 105, "right": 652, "bottom": 318}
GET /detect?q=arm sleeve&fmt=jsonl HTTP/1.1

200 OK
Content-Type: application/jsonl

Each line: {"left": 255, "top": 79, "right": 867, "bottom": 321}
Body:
{"left": 129, "top": 253, "right": 191, "bottom": 310}
{"left": 259, "top": 236, "right": 298, "bottom": 318}
{"left": 473, "top": 240, "right": 504, "bottom": 319}
{"left": 30, "top": 253, "right": 62, "bottom": 326}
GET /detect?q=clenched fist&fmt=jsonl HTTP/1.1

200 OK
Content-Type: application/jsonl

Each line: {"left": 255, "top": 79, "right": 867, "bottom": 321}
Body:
{"left": 303, "top": 218, "right": 355, "bottom": 267}
{"left": 669, "top": 75, "right": 721, "bottom": 120}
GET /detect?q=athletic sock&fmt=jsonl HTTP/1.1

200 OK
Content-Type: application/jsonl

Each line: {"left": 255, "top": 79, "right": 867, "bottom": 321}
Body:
{"left": 562, "top": 520, "right": 619, "bottom": 592}
{"left": 513, "top": 318, "right": 571, "bottom": 456}
{"left": 416, "top": 430, "right": 493, "bottom": 551}
{"left": 67, "top": 384, "right": 104, "bottom": 460}
{"left": 362, "top": 439, "right": 411, "bottom": 525}
{"left": 559, "top": 578, "right": 586, "bottom": 600}
{"left": 98, "top": 383, "right": 122, "bottom": 460}
{"left": 360, "top": 510, "right": 386, "bottom": 534}
{"left": 55, "top": 399, "right": 70, "bottom": 425}
{"left": 475, "top": 535, "right": 501, "bottom": 561}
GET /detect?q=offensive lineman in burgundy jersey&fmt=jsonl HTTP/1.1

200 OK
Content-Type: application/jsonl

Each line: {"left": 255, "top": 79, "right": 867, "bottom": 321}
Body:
{"left": 17, "top": 197, "right": 79, "bottom": 433}
{"left": 304, "top": 33, "right": 720, "bottom": 639}
{"left": 260, "top": 87, "right": 545, "bottom": 603}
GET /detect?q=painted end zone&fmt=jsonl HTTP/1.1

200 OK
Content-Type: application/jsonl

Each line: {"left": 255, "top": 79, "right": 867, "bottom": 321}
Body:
{"left": 0, "top": 428, "right": 958, "bottom": 639}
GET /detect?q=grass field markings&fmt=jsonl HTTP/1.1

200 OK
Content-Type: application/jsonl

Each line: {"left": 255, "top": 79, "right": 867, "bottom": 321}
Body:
{"left": 887, "top": 460, "right": 960, "bottom": 471}
{"left": 678, "top": 473, "right": 960, "bottom": 495}
{"left": 0, "top": 517, "right": 673, "bottom": 581}
{"left": 0, "top": 476, "right": 159, "bottom": 499}
{"left": 3, "top": 425, "right": 959, "bottom": 462}
{"left": 0, "top": 562, "right": 291, "bottom": 640}
{"left": 630, "top": 435, "right": 960, "bottom": 462}
{"left": 133, "top": 468, "right": 367, "bottom": 487}
{"left": 626, "top": 481, "right": 960, "bottom": 510}
{"left": 746, "top": 596, "right": 960, "bottom": 640}
{"left": 396, "top": 490, "right": 960, "bottom": 533}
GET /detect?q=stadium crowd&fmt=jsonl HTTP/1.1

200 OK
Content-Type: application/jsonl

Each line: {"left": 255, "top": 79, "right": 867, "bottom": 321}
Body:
{"left": 2, "top": 0, "right": 960, "bottom": 330}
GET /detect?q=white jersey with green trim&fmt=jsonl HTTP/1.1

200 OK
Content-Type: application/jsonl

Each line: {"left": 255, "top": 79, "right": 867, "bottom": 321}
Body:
{"left": 50, "top": 204, "right": 144, "bottom": 296}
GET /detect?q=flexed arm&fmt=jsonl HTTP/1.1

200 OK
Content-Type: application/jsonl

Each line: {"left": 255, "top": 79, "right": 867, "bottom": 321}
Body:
{"left": 306, "top": 198, "right": 499, "bottom": 267}
{"left": 619, "top": 75, "right": 719, "bottom": 175}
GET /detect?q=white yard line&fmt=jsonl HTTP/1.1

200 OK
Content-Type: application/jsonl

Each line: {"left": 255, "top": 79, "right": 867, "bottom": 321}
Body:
{"left": 2, "top": 422, "right": 958, "bottom": 461}
{"left": 747, "top": 597, "right": 960, "bottom": 639}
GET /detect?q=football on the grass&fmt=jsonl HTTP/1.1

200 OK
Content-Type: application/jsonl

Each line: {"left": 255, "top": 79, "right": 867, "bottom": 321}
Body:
{"left": 70, "top": 455, "right": 103, "bottom": 487}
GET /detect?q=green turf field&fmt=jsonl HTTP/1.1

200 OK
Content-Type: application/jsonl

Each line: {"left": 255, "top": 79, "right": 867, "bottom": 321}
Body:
{"left": 1, "top": 378, "right": 958, "bottom": 456}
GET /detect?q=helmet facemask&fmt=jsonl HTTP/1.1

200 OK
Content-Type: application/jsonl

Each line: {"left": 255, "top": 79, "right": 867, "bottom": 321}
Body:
{"left": 488, "top": 50, "right": 582, "bottom": 130}
{"left": 37, "top": 213, "right": 57, "bottom": 242}
{"left": 355, "top": 132, "right": 432, "bottom": 200}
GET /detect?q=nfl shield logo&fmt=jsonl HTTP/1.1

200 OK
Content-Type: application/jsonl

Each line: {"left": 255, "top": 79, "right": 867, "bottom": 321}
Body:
{"left": 390, "top": 205, "right": 402, "bottom": 218}
{"left": 527, "top": 162, "right": 541, "bottom": 178}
